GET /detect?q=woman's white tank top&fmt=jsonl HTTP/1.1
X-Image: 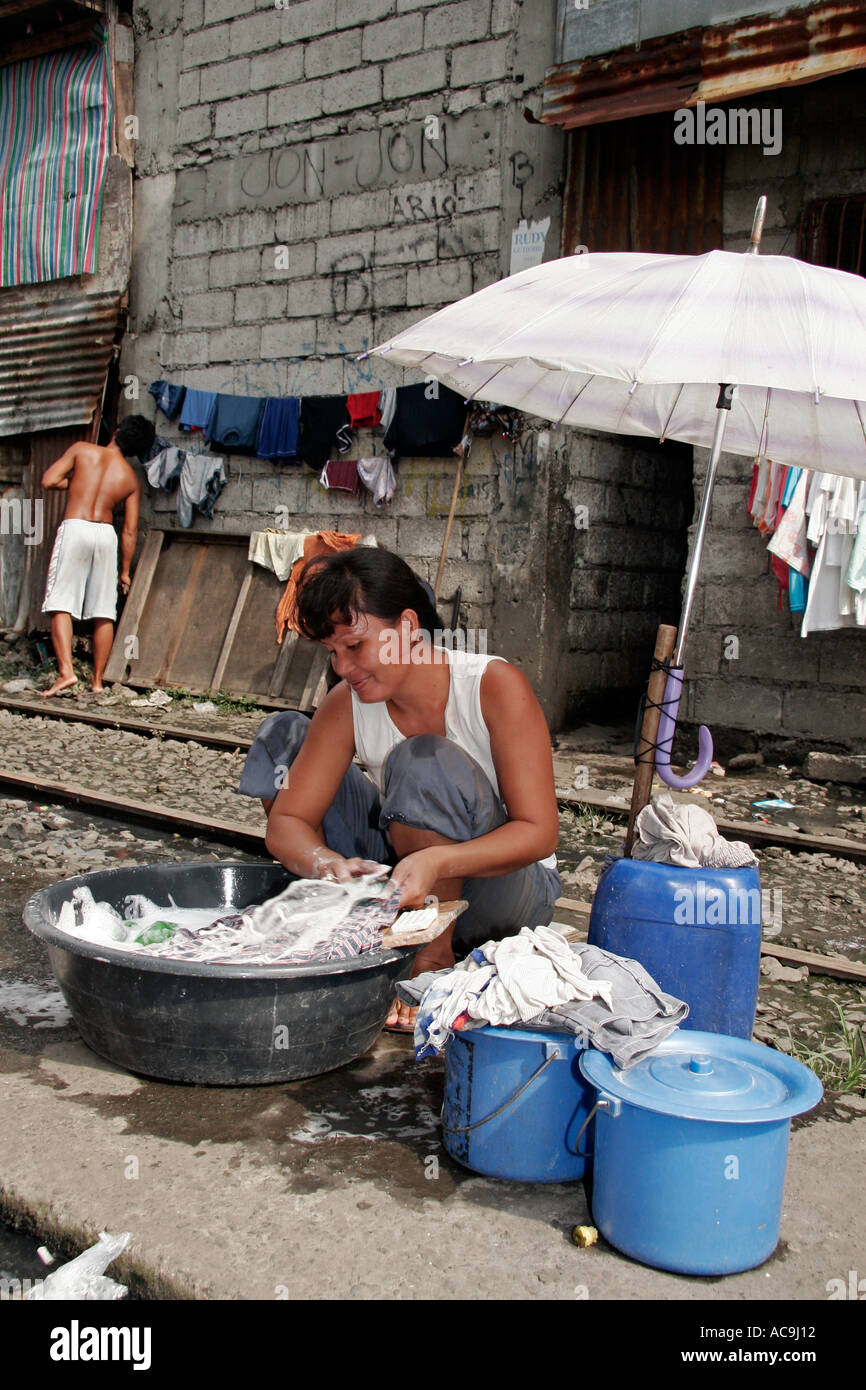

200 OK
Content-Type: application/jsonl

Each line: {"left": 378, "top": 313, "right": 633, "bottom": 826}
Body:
{"left": 350, "top": 647, "right": 557, "bottom": 871}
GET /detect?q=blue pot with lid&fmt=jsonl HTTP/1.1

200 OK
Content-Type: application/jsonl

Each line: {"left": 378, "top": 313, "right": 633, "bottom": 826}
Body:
{"left": 579, "top": 1030, "right": 823, "bottom": 1276}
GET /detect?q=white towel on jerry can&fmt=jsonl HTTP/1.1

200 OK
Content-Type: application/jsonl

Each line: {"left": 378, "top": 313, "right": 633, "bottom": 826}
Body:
{"left": 632, "top": 791, "right": 757, "bottom": 869}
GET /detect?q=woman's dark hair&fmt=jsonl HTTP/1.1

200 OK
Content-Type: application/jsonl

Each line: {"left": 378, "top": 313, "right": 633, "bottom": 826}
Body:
{"left": 296, "top": 547, "right": 443, "bottom": 641}
{"left": 114, "top": 415, "right": 155, "bottom": 460}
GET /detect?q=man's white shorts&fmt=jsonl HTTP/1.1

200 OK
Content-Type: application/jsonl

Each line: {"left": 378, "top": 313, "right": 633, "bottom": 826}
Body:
{"left": 42, "top": 519, "right": 118, "bottom": 621}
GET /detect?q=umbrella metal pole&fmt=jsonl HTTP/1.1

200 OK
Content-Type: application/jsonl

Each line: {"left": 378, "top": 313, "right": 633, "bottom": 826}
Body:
{"left": 673, "top": 394, "right": 731, "bottom": 667}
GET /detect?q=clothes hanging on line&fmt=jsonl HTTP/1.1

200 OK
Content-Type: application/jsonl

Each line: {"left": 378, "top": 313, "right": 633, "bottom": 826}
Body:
{"left": 767, "top": 469, "right": 811, "bottom": 577}
{"left": 319, "top": 458, "right": 361, "bottom": 494}
{"left": 145, "top": 446, "right": 186, "bottom": 491}
{"left": 256, "top": 396, "right": 300, "bottom": 460}
{"left": 148, "top": 379, "right": 473, "bottom": 472}
{"left": 346, "top": 391, "right": 382, "bottom": 428}
{"left": 299, "top": 396, "right": 352, "bottom": 471}
{"left": 378, "top": 386, "right": 397, "bottom": 432}
{"left": 248, "top": 529, "right": 308, "bottom": 581}
{"left": 206, "top": 393, "right": 266, "bottom": 453}
{"left": 749, "top": 462, "right": 866, "bottom": 634}
{"left": 383, "top": 382, "right": 467, "bottom": 460}
{"left": 176, "top": 453, "right": 227, "bottom": 528}
{"left": 148, "top": 380, "right": 186, "bottom": 421}
{"left": 801, "top": 473, "right": 864, "bottom": 635}
{"left": 357, "top": 456, "right": 396, "bottom": 505}
{"left": 178, "top": 388, "right": 217, "bottom": 434}
{"left": 142, "top": 433, "right": 171, "bottom": 464}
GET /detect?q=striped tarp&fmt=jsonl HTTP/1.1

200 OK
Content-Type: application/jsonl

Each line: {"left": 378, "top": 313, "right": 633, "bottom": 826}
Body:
{"left": 0, "top": 29, "right": 114, "bottom": 288}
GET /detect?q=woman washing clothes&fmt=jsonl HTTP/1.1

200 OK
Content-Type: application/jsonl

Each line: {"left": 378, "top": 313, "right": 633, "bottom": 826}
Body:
{"left": 238, "top": 547, "right": 561, "bottom": 1032}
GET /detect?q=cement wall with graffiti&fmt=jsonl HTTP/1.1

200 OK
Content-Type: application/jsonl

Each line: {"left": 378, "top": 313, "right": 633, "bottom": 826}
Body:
{"left": 122, "top": 0, "right": 690, "bottom": 725}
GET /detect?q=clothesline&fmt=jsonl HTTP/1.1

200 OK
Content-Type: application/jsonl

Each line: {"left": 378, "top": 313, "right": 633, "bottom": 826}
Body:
{"left": 148, "top": 377, "right": 470, "bottom": 470}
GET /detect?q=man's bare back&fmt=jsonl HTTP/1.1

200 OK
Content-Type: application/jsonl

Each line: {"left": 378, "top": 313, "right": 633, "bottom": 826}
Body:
{"left": 39, "top": 416, "right": 153, "bottom": 697}
{"left": 55, "top": 442, "right": 140, "bottom": 524}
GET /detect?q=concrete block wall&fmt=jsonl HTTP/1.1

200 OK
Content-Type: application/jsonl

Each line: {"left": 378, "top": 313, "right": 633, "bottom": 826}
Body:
{"left": 124, "top": 0, "right": 586, "bottom": 710}
{"left": 685, "top": 72, "right": 866, "bottom": 751}
{"left": 560, "top": 431, "right": 692, "bottom": 719}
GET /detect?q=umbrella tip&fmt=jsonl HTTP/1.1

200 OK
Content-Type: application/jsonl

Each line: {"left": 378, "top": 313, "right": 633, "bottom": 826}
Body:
{"left": 747, "top": 197, "right": 767, "bottom": 255}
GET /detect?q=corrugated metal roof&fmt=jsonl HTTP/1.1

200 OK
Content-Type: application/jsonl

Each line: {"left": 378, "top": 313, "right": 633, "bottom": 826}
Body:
{"left": 0, "top": 288, "right": 121, "bottom": 438}
{"left": 543, "top": 1, "right": 866, "bottom": 129}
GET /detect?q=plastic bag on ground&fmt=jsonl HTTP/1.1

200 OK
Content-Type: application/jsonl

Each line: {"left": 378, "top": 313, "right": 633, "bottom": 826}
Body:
{"left": 24, "top": 1231, "right": 130, "bottom": 1300}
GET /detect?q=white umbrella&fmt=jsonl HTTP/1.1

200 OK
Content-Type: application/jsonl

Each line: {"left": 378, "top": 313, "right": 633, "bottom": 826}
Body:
{"left": 365, "top": 201, "right": 866, "bottom": 801}
{"left": 367, "top": 240, "right": 866, "bottom": 480}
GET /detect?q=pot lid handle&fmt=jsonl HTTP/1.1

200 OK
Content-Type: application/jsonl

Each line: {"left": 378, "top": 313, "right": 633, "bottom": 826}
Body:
{"left": 689, "top": 1055, "right": 713, "bottom": 1075}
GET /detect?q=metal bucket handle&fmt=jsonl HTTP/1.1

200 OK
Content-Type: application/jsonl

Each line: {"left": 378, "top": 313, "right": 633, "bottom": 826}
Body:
{"left": 441, "top": 1043, "right": 564, "bottom": 1135}
{"left": 572, "top": 1092, "right": 621, "bottom": 1155}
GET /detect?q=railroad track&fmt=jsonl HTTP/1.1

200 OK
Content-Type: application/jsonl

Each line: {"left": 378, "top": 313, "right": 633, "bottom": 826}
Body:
{"left": 1, "top": 720, "right": 865, "bottom": 985}
{"left": 4, "top": 694, "right": 866, "bottom": 864}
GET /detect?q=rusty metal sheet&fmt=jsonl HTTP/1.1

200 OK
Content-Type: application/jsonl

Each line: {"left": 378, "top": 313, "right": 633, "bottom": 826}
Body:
{"left": 0, "top": 289, "right": 121, "bottom": 438}
{"left": 13, "top": 429, "right": 83, "bottom": 631}
{"left": 544, "top": 26, "right": 702, "bottom": 129}
{"left": 543, "top": 2, "right": 866, "bottom": 129}
{"left": 700, "top": 4, "right": 866, "bottom": 100}
{"left": 562, "top": 112, "right": 722, "bottom": 257}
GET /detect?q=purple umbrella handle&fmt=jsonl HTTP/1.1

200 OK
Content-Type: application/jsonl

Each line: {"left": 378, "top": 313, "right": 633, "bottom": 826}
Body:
{"left": 655, "top": 666, "right": 714, "bottom": 789}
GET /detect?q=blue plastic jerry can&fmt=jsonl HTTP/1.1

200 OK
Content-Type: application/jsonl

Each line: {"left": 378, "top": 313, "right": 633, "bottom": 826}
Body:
{"left": 587, "top": 856, "right": 762, "bottom": 1039}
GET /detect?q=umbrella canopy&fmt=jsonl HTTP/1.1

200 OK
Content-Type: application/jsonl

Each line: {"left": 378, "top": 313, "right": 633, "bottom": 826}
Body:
{"left": 369, "top": 248, "right": 866, "bottom": 482}
{"left": 367, "top": 216, "right": 866, "bottom": 797}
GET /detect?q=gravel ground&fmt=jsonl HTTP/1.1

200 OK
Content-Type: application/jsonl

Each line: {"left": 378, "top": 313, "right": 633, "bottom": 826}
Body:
{"left": 0, "top": 706, "right": 261, "bottom": 831}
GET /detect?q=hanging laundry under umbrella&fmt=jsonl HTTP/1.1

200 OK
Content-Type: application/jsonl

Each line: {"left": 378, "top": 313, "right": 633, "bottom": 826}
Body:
{"left": 364, "top": 199, "right": 866, "bottom": 840}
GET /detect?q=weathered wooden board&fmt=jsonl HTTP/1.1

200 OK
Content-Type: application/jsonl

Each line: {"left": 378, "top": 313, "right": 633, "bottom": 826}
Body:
{"left": 105, "top": 531, "right": 331, "bottom": 707}
{"left": 381, "top": 899, "right": 469, "bottom": 948}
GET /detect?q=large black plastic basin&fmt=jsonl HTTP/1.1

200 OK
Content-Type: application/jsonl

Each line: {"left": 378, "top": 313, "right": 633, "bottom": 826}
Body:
{"left": 23, "top": 861, "right": 415, "bottom": 1086}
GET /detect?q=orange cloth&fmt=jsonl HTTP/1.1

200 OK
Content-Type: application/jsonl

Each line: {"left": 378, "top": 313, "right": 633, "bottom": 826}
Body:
{"left": 275, "top": 530, "right": 361, "bottom": 643}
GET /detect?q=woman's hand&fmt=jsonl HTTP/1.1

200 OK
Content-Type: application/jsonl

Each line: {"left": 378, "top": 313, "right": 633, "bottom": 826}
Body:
{"left": 310, "top": 846, "right": 385, "bottom": 881}
{"left": 332, "top": 856, "right": 389, "bottom": 881}
{"left": 388, "top": 849, "right": 443, "bottom": 909}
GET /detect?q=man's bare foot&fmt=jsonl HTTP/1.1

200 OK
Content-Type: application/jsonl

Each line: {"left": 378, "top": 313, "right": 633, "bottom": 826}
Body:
{"left": 91, "top": 683, "right": 104, "bottom": 693}
{"left": 41, "top": 676, "right": 78, "bottom": 698}
{"left": 384, "top": 999, "right": 417, "bottom": 1033}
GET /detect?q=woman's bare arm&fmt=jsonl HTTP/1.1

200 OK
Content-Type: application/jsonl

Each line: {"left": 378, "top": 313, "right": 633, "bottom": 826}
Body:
{"left": 264, "top": 682, "right": 363, "bottom": 878}
{"left": 389, "top": 661, "right": 559, "bottom": 903}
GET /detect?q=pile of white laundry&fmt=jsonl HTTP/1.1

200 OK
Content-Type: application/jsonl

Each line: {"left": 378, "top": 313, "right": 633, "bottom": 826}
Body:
{"left": 397, "top": 925, "right": 688, "bottom": 1065}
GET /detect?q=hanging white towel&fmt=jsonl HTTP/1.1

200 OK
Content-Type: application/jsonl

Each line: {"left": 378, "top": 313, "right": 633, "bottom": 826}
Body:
{"left": 357, "top": 455, "right": 396, "bottom": 505}
{"left": 248, "top": 529, "right": 308, "bottom": 581}
{"left": 379, "top": 387, "right": 397, "bottom": 432}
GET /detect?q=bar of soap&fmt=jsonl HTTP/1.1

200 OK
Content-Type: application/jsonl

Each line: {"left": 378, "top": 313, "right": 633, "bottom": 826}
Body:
{"left": 390, "top": 906, "right": 439, "bottom": 934}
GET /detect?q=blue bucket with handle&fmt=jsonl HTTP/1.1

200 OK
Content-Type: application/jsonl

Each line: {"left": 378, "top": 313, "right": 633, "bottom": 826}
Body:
{"left": 442, "top": 1025, "right": 594, "bottom": 1182}
{"left": 579, "top": 1030, "right": 822, "bottom": 1274}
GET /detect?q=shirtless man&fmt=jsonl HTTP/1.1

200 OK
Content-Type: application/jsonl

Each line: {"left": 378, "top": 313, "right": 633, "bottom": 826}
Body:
{"left": 40, "top": 414, "right": 155, "bottom": 697}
